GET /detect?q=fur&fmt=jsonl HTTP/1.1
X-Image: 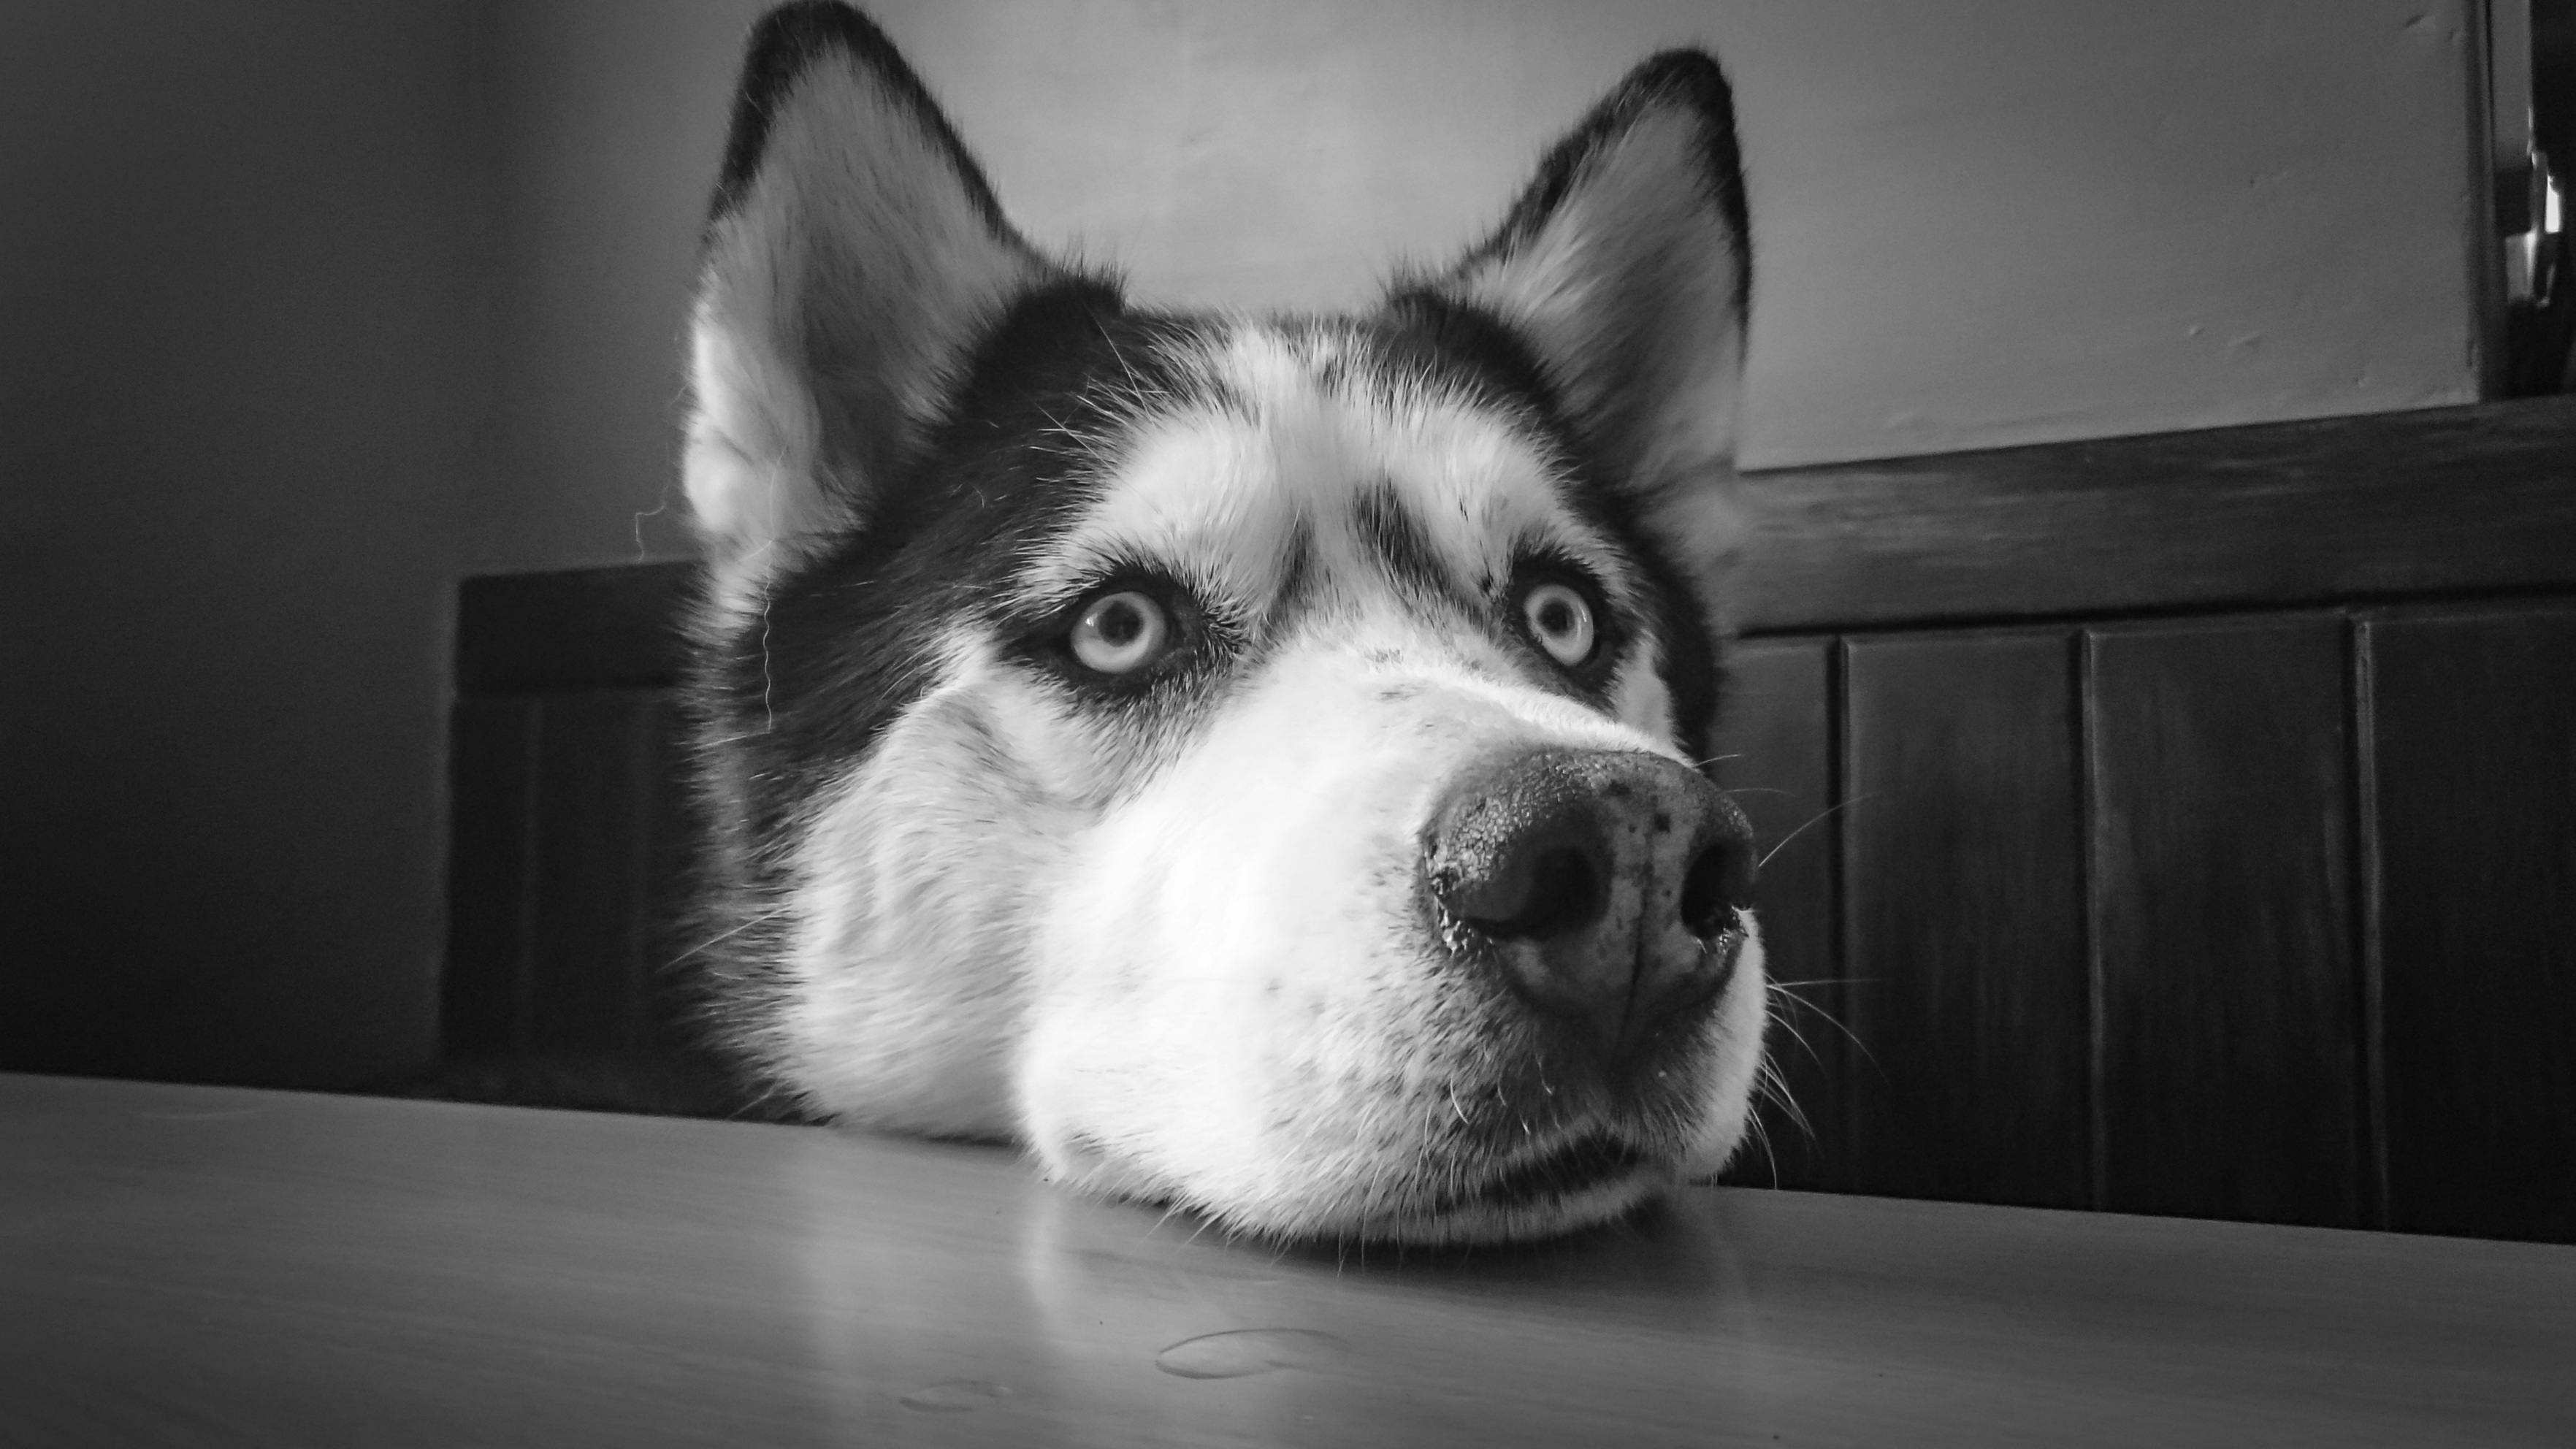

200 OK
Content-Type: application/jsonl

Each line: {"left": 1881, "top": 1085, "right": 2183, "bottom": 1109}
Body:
{"left": 677, "top": 2, "right": 1769, "bottom": 1245}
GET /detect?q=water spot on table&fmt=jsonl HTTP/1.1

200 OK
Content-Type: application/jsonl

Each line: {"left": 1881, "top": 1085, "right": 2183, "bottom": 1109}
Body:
{"left": 899, "top": 1380, "right": 1010, "bottom": 1412}
{"left": 1155, "top": 1328, "right": 1347, "bottom": 1380}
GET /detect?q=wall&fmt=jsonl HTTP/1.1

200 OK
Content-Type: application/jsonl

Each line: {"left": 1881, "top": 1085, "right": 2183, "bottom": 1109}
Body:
{"left": 471, "top": 1, "right": 753, "bottom": 571}
{"left": 0, "top": 4, "right": 491, "bottom": 1086}
{"left": 473, "top": 0, "right": 2488, "bottom": 584}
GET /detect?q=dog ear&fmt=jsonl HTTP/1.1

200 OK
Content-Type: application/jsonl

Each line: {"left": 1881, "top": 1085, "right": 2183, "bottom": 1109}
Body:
{"left": 684, "top": 2, "right": 1047, "bottom": 591}
{"left": 1402, "top": 52, "right": 1751, "bottom": 586}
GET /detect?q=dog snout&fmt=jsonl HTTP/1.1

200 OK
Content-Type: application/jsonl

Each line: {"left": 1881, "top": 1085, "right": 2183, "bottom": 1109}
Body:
{"left": 1425, "top": 747, "right": 1755, "bottom": 1060}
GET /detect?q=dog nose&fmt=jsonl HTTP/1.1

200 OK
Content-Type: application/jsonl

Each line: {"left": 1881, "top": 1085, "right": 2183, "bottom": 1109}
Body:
{"left": 1424, "top": 747, "right": 1755, "bottom": 1060}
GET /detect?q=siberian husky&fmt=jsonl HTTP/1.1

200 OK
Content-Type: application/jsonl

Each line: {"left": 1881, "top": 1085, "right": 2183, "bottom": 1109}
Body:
{"left": 680, "top": 1, "right": 1767, "bottom": 1245}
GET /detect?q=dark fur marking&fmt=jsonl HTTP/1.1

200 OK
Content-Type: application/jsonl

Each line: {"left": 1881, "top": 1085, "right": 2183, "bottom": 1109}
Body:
{"left": 694, "top": 283, "right": 1251, "bottom": 865}
{"left": 1264, "top": 518, "right": 1321, "bottom": 640}
{"left": 697, "top": 281, "right": 1123, "bottom": 855}
{"left": 1351, "top": 479, "right": 1480, "bottom": 619}
{"left": 708, "top": 1, "right": 1014, "bottom": 240}
{"left": 1367, "top": 292, "right": 1570, "bottom": 427}
{"left": 1345, "top": 302, "right": 1723, "bottom": 760}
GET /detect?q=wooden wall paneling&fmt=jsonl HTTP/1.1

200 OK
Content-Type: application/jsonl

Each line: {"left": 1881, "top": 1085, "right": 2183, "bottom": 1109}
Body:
{"left": 1839, "top": 629, "right": 2090, "bottom": 1209}
{"left": 442, "top": 696, "right": 539, "bottom": 1058}
{"left": 527, "top": 689, "right": 663, "bottom": 1055}
{"left": 1731, "top": 397, "right": 2576, "bottom": 633}
{"left": 2085, "top": 617, "right": 2361, "bottom": 1227}
{"left": 2363, "top": 603, "right": 2576, "bottom": 1244}
{"left": 1707, "top": 638, "right": 1841, "bottom": 1192}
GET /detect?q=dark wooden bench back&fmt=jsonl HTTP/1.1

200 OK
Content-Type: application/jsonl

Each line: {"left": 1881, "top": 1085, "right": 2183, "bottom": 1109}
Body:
{"left": 444, "top": 566, "right": 703, "bottom": 1090}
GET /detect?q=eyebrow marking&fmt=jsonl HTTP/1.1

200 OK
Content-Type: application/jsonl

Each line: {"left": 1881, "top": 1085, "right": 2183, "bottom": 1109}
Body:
{"left": 1351, "top": 480, "right": 1483, "bottom": 618}
{"left": 1269, "top": 517, "right": 1321, "bottom": 623}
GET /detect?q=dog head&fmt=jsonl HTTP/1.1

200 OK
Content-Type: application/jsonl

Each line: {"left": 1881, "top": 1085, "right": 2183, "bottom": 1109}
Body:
{"left": 681, "top": 1, "right": 1766, "bottom": 1245}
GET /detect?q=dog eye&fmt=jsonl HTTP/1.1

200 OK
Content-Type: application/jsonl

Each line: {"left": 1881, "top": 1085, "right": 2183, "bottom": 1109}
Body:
{"left": 1521, "top": 581, "right": 1596, "bottom": 668}
{"left": 1070, "top": 590, "right": 1172, "bottom": 674}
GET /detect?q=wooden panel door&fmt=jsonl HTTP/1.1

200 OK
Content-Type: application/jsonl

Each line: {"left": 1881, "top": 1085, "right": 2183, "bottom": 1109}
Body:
{"left": 527, "top": 692, "right": 665, "bottom": 1055}
{"left": 2085, "top": 618, "right": 2363, "bottom": 1227}
{"left": 443, "top": 687, "right": 692, "bottom": 1060}
{"left": 2366, "top": 603, "right": 2576, "bottom": 1244}
{"left": 443, "top": 697, "right": 539, "bottom": 1058}
{"left": 1841, "top": 630, "right": 2091, "bottom": 1208}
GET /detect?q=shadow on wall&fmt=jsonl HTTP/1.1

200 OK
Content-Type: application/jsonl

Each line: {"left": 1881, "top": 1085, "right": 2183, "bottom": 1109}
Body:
{"left": 1, "top": 4, "right": 488, "bottom": 1087}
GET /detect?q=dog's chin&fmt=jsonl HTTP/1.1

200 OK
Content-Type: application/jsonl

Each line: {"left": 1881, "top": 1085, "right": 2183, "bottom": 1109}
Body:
{"left": 1349, "top": 1137, "right": 1678, "bottom": 1247}
{"left": 1050, "top": 1131, "right": 1681, "bottom": 1248}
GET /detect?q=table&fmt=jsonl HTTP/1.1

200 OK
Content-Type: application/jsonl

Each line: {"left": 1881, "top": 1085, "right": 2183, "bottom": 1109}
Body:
{"left": 3, "top": 1074, "right": 2569, "bottom": 1446}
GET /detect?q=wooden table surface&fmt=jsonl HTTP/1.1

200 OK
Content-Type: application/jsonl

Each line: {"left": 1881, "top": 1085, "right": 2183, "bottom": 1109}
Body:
{"left": 4, "top": 1074, "right": 2569, "bottom": 1447}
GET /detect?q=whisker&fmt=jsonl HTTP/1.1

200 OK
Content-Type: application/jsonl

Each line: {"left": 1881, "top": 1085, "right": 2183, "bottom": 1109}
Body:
{"left": 753, "top": 538, "right": 778, "bottom": 733}
{"left": 1762, "top": 1006, "right": 1829, "bottom": 1074}
{"left": 1744, "top": 1104, "right": 1781, "bottom": 1187}
{"left": 670, "top": 907, "right": 792, "bottom": 963}
{"left": 1756, "top": 1055, "right": 1816, "bottom": 1143}
{"left": 1096, "top": 317, "right": 1149, "bottom": 397}
{"left": 1757, "top": 978, "right": 1884, "bottom": 1077}
{"left": 1777, "top": 992, "right": 1881, "bottom": 1074}
{"left": 1757, "top": 793, "right": 1879, "bottom": 870}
